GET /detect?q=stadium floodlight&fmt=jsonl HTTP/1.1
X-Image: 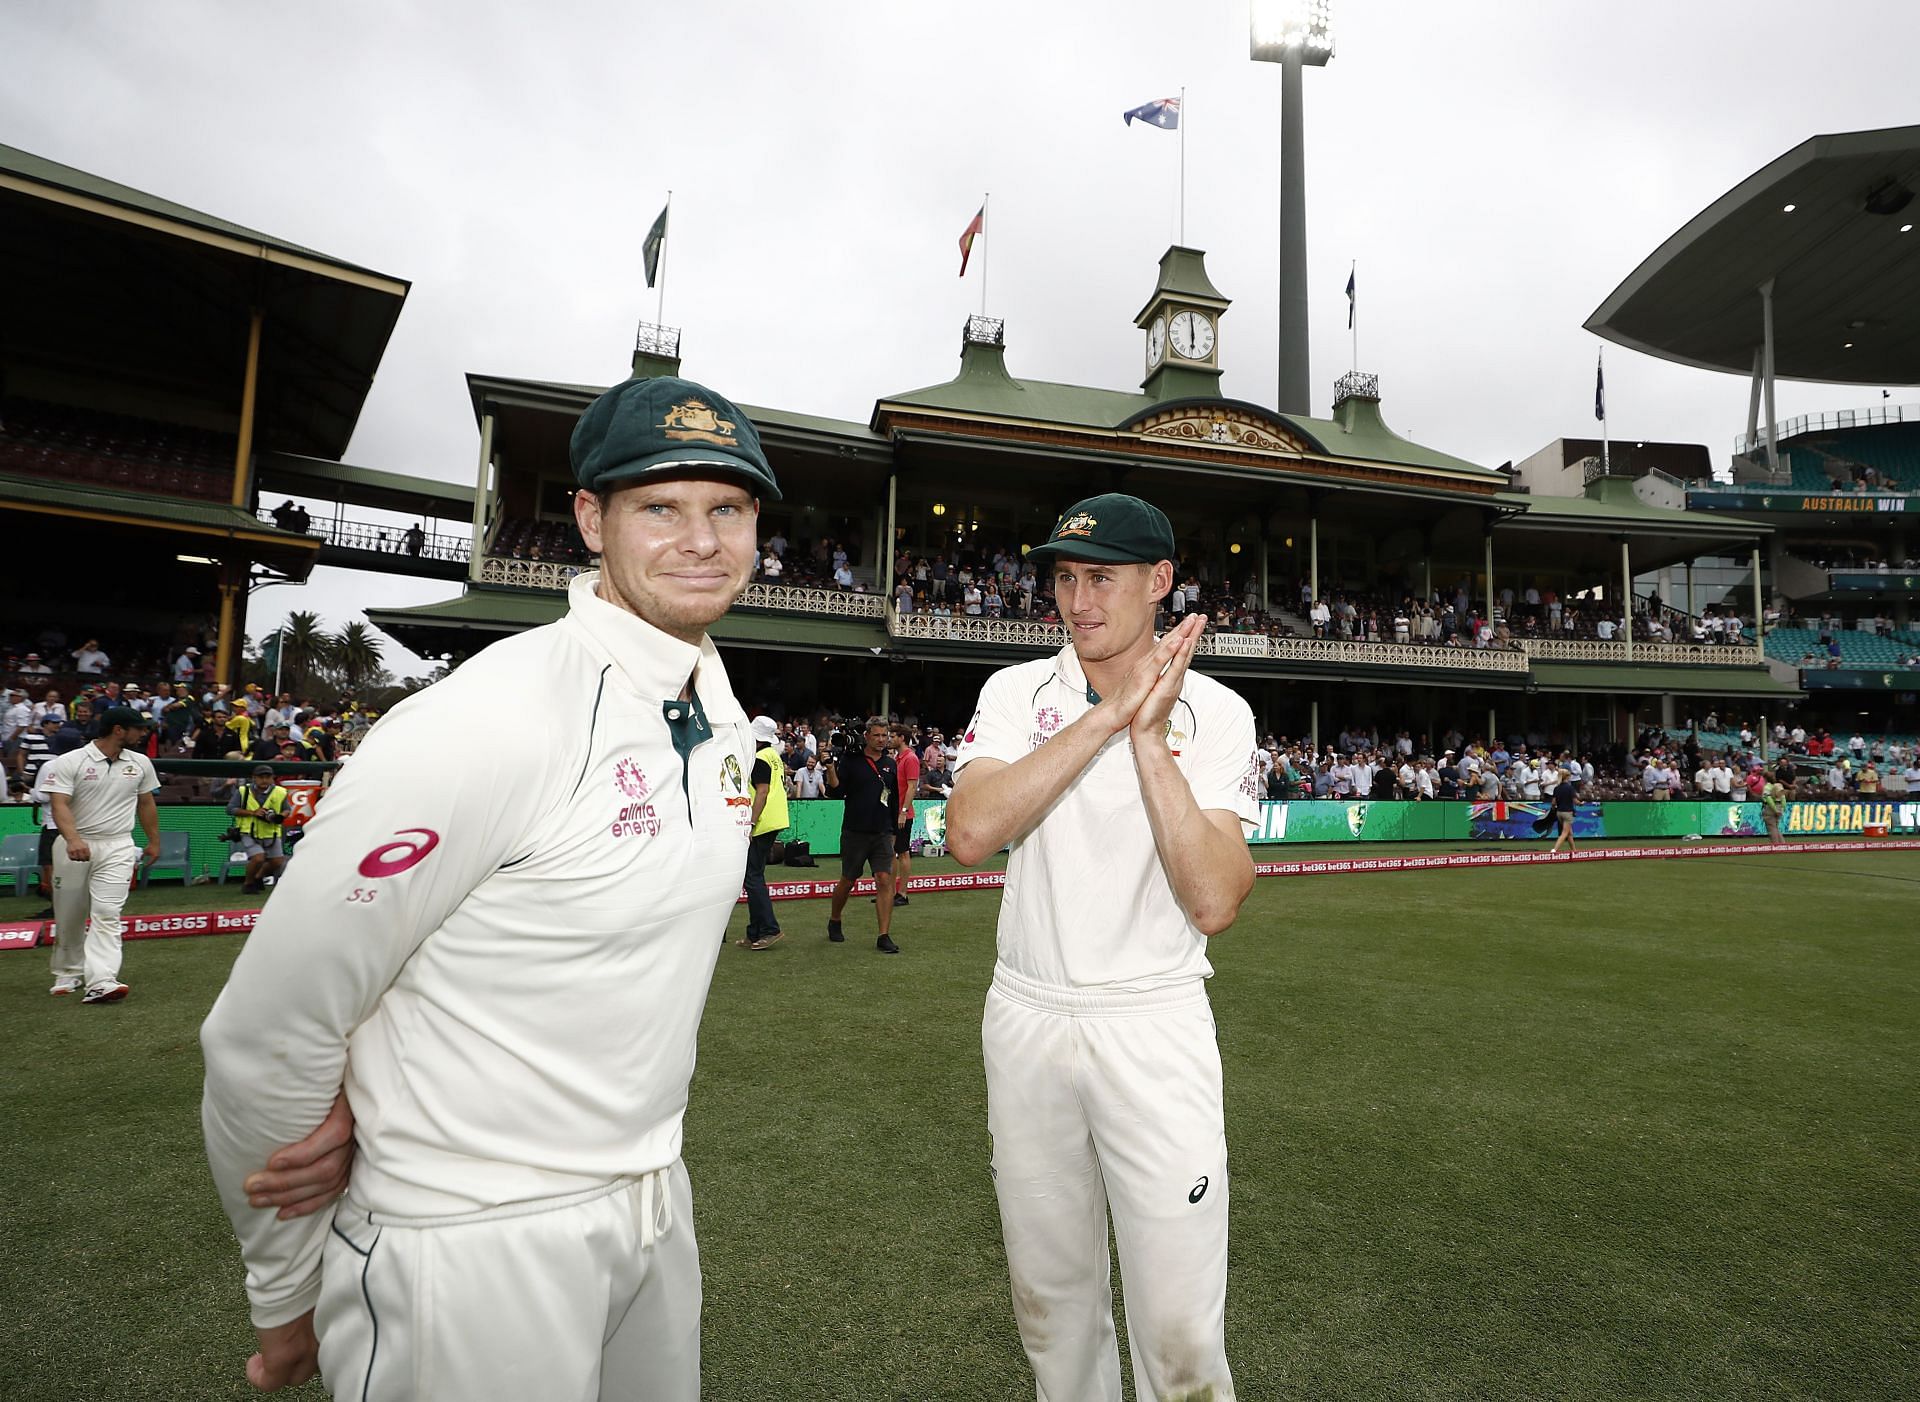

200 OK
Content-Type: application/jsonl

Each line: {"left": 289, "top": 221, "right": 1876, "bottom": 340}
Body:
{"left": 1250, "top": 0, "right": 1334, "bottom": 415}
{"left": 1249, "top": 0, "right": 1334, "bottom": 66}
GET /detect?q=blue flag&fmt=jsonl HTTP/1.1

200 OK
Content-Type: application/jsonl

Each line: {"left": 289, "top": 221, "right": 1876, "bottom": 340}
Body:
{"left": 1594, "top": 353, "right": 1605, "bottom": 422}
{"left": 1122, "top": 97, "right": 1180, "bottom": 130}
{"left": 1345, "top": 269, "right": 1355, "bottom": 329}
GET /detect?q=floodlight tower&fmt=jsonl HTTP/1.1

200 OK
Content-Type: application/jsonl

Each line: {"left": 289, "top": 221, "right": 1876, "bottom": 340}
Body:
{"left": 1250, "top": 0, "right": 1334, "bottom": 416}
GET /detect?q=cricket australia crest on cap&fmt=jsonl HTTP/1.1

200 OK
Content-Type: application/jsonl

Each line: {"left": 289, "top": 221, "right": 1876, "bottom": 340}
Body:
{"left": 661, "top": 397, "right": 738, "bottom": 447}
{"left": 1055, "top": 510, "right": 1098, "bottom": 539}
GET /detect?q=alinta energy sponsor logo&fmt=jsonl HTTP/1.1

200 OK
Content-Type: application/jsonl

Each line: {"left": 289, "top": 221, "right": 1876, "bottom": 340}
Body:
{"left": 614, "top": 757, "right": 651, "bottom": 801}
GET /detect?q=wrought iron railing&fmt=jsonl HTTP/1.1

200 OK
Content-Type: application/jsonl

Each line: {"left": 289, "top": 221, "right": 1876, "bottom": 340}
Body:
{"left": 1332, "top": 370, "right": 1379, "bottom": 406}
{"left": 1519, "top": 638, "right": 1761, "bottom": 667}
{"left": 478, "top": 556, "right": 591, "bottom": 591}
{"left": 1197, "top": 633, "right": 1530, "bottom": 672}
{"left": 475, "top": 565, "right": 892, "bottom": 620}
{"left": 737, "top": 583, "right": 886, "bottom": 618}
{"left": 890, "top": 610, "right": 1064, "bottom": 646}
{"left": 965, "top": 314, "right": 1005, "bottom": 346}
{"left": 634, "top": 321, "right": 681, "bottom": 358}
{"left": 260, "top": 510, "right": 471, "bottom": 562}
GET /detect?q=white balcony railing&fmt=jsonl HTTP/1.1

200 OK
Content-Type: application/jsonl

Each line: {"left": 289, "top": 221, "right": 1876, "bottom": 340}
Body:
{"left": 478, "top": 556, "right": 591, "bottom": 591}
{"left": 889, "top": 610, "right": 1067, "bottom": 646}
{"left": 1223, "top": 635, "right": 1531, "bottom": 672}
{"left": 1519, "top": 638, "right": 1763, "bottom": 667}
{"left": 736, "top": 583, "right": 886, "bottom": 618}
{"left": 477, "top": 561, "right": 889, "bottom": 619}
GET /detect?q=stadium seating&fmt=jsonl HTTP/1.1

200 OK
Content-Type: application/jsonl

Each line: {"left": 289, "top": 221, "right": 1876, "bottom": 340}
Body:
{"left": 0, "top": 398, "right": 234, "bottom": 501}
{"left": 488, "top": 515, "right": 592, "bottom": 564}
{"left": 1765, "top": 627, "right": 1920, "bottom": 667}
{"left": 1785, "top": 422, "right": 1920, "bottom": 492}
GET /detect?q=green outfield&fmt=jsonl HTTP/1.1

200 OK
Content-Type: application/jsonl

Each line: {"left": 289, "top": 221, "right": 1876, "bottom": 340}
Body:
{"left": 3, "top": 852, "right": 1915, "bottom": 1400}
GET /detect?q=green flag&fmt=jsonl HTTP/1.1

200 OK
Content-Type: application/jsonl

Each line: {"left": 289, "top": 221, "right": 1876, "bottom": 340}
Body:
{"left": 643, "top": 203, "right": 669, "bottom": 288}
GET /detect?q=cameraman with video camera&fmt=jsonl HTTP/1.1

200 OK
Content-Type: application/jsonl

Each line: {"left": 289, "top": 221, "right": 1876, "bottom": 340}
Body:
{"left": 227, "top": 764, "right": 290, "bottom": 894}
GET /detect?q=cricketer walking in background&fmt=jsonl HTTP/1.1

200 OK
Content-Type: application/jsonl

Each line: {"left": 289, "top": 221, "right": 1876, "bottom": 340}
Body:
{"left": 947, "top": 493, "right": 1259, "bottom": 1402}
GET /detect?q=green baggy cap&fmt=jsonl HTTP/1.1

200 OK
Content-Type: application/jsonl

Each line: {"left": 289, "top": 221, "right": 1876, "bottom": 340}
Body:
{"left": 1025, "top": 493, "right": 1176, "bottom": 566}
{"left": 570, "top": 376, "right": 781, "bottom": 502}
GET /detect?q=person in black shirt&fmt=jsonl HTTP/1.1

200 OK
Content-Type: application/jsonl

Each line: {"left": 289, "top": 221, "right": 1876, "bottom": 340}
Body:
{"left": 824, "top": 716, "right": 902, "bottom": 953}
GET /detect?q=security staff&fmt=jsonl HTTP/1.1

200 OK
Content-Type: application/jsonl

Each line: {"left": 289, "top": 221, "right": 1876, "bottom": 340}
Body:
{"left": 227, "top": 764, "right": 290, "bottom": 893}
{"left": 201, "top": 375, "right": 778, "bottom": 1400}
{"left": 741, "top": 715, "right": 788, "bottom": 950}
{"left": 948, "top": 495, "right": 1259, "bottom": 1402}
{"left": 42, "top": 705, "right": 162, "bottom": 1003}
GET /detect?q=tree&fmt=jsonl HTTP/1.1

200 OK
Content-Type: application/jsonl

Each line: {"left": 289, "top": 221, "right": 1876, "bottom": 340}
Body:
{"left": 277, "top": 611, "right": 335, "bottom": 694}
{"left": 334, "top": 621, "right": 386, "bottom": 696}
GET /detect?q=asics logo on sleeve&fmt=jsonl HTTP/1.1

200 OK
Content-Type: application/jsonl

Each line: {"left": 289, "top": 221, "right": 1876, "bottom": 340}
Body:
{"left": 357, "top": 829, "right": 442, "bottom": 878}
{"left": 1188, "top": 1176, "right": 1209, "bottom": 1204}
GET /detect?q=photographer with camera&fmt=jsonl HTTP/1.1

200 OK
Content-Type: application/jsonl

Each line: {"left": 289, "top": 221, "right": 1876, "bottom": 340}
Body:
{"left": 227, "top": 764, "right": 290, "bottom": 894}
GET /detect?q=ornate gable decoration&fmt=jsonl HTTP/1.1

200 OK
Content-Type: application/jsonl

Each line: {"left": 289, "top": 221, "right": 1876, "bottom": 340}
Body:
{"left": 1132, "top": 405, "right": 1312, "bottom": 456}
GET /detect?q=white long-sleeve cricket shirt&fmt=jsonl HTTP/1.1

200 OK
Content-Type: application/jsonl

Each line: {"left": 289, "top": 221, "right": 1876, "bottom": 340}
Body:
{"left": 202, "top": 572, "right": 755, "bottom": 1327}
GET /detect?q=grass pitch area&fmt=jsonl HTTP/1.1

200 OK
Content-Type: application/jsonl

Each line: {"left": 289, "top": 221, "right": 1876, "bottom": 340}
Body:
{"left": 3, "top": 851, "right": 1915, "bottom": 1399}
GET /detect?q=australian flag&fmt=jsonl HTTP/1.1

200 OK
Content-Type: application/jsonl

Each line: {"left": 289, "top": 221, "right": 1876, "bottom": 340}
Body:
{"left": 1123, "top": 97, "right": 1180, "bottom": 130}
{"left": 1594, "top": 352, "right": 1605, "bottom": 422}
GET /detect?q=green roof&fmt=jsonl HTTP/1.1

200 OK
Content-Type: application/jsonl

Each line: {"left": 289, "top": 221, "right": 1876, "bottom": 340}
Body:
{"left": 1499, "top": 479, "right": 1773, "bottom": 535}
{"left": 711, "top": 611, "right": 885, "bottom": 654}
{"left": 0, "top": 470, "right": 316, "bottom": 549}
{"left": 256, "top": 453, "right": 473, "bottom": 518}
{"left": 369, "top": 589, "right": 886, "bottom": 656}
{"left": 367, "top": 589, "right": 565, "bottom": 636}
{"left": 0, "top": 142, "right": 385, "bottom": 279}
{"left": 465, "top": 374, "right": 880, "bottom": 445}
{"left": 879, "top": 341, "right": 1497, "bottom": 479}
{"left": 1528, "top": 662, "right": 1800, "bottom": 697}
{"left": 1134, "top": 245, "right": 1229, "bottom": 322}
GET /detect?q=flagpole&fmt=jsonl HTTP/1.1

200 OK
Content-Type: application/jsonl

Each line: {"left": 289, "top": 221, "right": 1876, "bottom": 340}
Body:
{"left": 657, "top": 190, "right": 672, "bottom": 326}
{"left": 1350, "top": 258, "right": 1357, "bottom": 372}
{"left": 1178, "top": 86, "right": 1186, "bottom": 246}
{"left": 1600, "top": 347, "right": 1611, "bottom": 476}
{"left": 981, "top": 192, "right": 989, "bottom": 316}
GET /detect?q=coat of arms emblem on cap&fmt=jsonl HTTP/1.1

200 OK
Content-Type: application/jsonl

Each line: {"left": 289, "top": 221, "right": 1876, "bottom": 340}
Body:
{"left": 661, "top": 398, "right": 737, "bottom": 446}
{"left": 1056, "top": 512, "right": 1097, "bottom": 538}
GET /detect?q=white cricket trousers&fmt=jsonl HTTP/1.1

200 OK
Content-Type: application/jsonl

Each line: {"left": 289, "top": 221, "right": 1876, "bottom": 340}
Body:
{"left": 983, "top": 966, "right": 1234, "bottom": 1402}
{"left": 50, "top": 833, "right": 138, "bottom": 989}
{"left": 316, "top": 1160, "right": 700, "bottom": 1401}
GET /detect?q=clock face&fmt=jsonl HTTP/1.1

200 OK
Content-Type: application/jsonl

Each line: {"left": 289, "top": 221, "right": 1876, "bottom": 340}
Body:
{"left": 1147, "top": 316, "right": 1167, "bottom": 368}
{"left": 1169, "top": 310, "right": 1215, "bottom": 360}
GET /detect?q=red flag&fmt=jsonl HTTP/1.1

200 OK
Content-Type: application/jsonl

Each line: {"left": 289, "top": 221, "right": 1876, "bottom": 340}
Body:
{"left": 958, "top": 204, "right": 984, "bottom": 277}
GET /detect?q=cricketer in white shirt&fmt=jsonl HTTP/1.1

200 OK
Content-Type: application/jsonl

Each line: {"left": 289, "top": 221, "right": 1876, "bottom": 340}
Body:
{"left": 947, "top": 494, "right": 1258, "bottom": 1402}
{"left": 203, "top": 374, "right": 776, "bottom": 1401}
{"left": 39, "top": 721, "right": 160, "bottom": 998}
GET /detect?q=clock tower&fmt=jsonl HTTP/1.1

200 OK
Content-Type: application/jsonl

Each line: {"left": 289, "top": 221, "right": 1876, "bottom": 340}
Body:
{"left": 1136, "top": 245, "right": 1229, "bottom": 402}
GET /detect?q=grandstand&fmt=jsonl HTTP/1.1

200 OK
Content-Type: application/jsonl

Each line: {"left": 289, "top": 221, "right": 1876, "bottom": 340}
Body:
{"left": 1584, "top": 124, "right": 1920, "bottom": 737}
{"left": 1784, "top": 418, "right": 1920, "bottom": 492}
{"left": 0, "top": 142, "right": 487, "bottom": 688}
{"left": 28, "top": 132, "right": 1920, "bottom": 763}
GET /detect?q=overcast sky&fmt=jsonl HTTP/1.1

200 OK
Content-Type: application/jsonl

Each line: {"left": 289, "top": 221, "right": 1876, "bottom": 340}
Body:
{"left": 6, "top": 1, "right": 1917, "bottom": 677}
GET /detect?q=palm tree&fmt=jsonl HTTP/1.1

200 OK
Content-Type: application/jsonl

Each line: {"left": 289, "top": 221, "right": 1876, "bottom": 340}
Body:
{"left": 278, "top": 611, "right": 334, "bottom": 694}
{"left": 334, "top": 621, "right": 386, "bottom": 696}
